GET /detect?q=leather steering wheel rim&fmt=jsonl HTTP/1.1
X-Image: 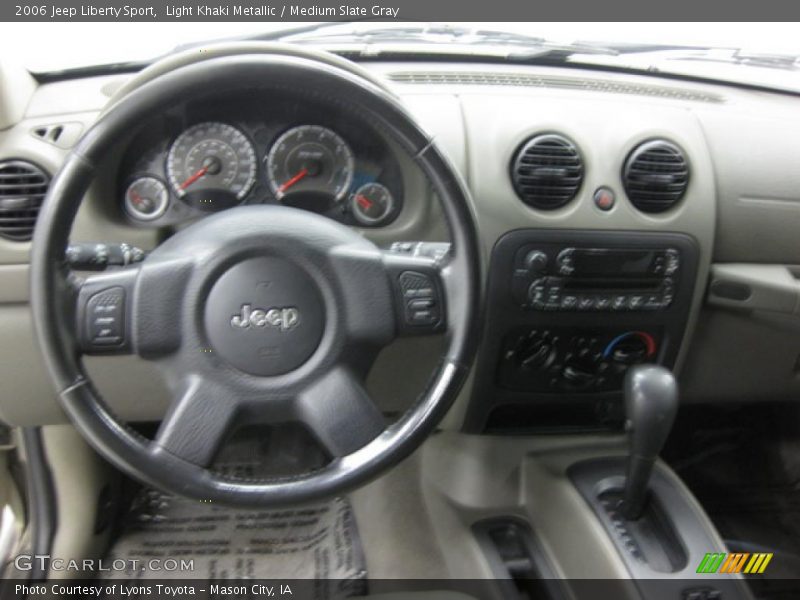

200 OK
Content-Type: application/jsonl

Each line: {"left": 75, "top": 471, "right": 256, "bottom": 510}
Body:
{"left": 30, "top": 50, "right": 481, "bottom": 507}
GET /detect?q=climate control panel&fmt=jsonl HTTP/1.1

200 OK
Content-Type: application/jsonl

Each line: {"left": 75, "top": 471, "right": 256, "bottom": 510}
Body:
{"left": 498, "top": 328, "right": 659, "bottom": 393}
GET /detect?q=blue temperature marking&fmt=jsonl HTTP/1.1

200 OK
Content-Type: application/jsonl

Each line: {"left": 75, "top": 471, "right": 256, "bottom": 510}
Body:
{"left": 603, "top": 332, "right": 635, "bottom": 359}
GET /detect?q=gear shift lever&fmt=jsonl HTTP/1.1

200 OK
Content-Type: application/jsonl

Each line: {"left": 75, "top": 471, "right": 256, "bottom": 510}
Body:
{"left": 621, "top": 365, "right": 678, "bottom": 520}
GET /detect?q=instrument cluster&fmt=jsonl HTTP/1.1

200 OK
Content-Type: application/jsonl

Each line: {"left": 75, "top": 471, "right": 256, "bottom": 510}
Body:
{"left": 117, "top": 99, "right": 405, "bottom": 229}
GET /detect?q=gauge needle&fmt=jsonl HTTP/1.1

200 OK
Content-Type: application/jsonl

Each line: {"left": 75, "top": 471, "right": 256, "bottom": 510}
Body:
{"left": 356, "top": 194, "right": 373, "bottom": 210}
{"left": 278, "top": 168, "right": 309, "bottom": 195}
{"left": 179, "top": 166, "right": 209, "bottom": 190}
{"left": 130, "top": 190, "right": 144, "bottom": 206}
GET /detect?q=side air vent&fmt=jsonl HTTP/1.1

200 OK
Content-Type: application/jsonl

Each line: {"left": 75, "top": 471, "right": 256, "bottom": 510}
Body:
{"left": 0, "top": 160, "right": 50, "bottom": 241}
{"left": 623, "top": 140, "right": 689, "bottom": 214}
{"left": 510, "top": 134, "right": 583, "bottom": 210}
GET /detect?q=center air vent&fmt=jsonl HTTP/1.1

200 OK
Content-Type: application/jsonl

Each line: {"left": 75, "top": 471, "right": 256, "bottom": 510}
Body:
{"left": 0, "top": 160, "right": 50, "bottom": 241}
{"left": 510, "top": 134, "right": 583, "bottom": 210}
{"left": 623, "top": 140, "right": 689, "bottom": 213}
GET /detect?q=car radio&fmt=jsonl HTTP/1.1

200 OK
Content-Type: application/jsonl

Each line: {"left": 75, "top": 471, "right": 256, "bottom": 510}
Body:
{"left": 511, "top": 246, "right": 681, "bottom": 312}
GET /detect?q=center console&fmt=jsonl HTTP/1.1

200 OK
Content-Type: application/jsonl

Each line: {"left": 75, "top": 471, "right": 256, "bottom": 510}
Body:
{"left": 466, "top": 228, "right": 699, "bottom": 432}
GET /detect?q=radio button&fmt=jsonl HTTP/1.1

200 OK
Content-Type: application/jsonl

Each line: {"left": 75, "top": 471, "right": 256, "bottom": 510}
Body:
{"left": 561, "top": 295, "right": 578, "bottom": 310}
{"left": 578, "top": 296, "right": 595, "bottom": 310}
{"left": 527, "top": 278, "right": 548, "bottom": 306}
{"left": 556, "top": 248, "right": 575, "bottom": 276}
{"left": 644, "top": 294, "right": 662, "bottom": 310}
{"left": 530, "top": 293, "right": 547, "bottom": 309}
{"left": 628, "top": 295, "right": 645, "bottom": 310}
{"left": 594, "top": 295, "right": 612, "bottom": 310}
{"left": 531, "top": 299, "right": 546, "bottom": 310}
{"left": 612, "top": 295, "right": 629, "bottom": 310}
{"left": 665, "top": 250, "right": 680, "bottom": 275}
{"left": 545, "top": 293, "right": 561, "bottom": 310}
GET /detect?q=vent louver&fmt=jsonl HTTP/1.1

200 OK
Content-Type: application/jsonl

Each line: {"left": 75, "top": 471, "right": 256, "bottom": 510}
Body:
{"left": 623, "top": 140, "right": 689, "bottom": 213}
{"left": 0, "top": 160, "right": 49, "bottom": 241}
{"left": 510, "top": 134, "right": 583, "bottom": 210}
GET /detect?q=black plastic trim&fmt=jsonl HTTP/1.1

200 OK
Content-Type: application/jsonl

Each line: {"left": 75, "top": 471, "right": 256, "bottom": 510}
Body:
{"left": 465, "top": 229, "right": 699, "bottom": 433}
{"left": 472, "top": 517, "right": 568, "bottom": 599}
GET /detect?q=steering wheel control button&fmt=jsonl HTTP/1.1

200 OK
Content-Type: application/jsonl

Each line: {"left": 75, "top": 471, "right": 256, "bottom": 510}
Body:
{"left": 86, "top": 287, "right": 125, "bottom": 347}
{"left": 399, "top": 271, "right": 442, "bottom": 330}
{"left": 593, "top": 187, "right": 616, "bottom": 211}
{"left": 204, "top": 257, "right": 324, "bottom": 377}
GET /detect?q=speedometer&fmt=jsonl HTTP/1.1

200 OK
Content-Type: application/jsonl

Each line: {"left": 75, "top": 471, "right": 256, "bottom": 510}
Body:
{"left": 166, "top": 122, "right": 256, "bottom": 205}
{"left": 266, "top": 125, "right": 354, "bottom": 203}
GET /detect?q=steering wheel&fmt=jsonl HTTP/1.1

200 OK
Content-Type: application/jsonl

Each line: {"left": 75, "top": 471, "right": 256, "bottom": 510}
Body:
{"left": 30, "top": 50, "right": 481, "bottom": 507}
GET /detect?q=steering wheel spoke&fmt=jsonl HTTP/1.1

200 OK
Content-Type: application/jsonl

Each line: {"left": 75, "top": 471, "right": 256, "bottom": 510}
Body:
{"left": 153, "top": 376, "right": 239, "bottom": 467}
{"left": 296, "top": 367, "right": 385, "bottom": 458}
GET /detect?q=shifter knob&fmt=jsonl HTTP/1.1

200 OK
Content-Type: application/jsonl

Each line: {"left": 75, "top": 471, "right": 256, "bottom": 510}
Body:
{"left": 621, "top": 365, "right": 678, "bottom": 520}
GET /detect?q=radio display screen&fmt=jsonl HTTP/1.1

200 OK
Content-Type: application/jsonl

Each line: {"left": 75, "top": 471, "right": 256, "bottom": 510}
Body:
{"left": 572, "top": 249, "right": 655, "bottom": 277}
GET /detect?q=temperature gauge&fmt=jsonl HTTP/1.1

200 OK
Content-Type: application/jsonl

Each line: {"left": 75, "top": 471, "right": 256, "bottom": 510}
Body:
{"left": 124, "top": 176, "right": 169, "bottom": 221}
{"left": 350, "top": 182, "right": 395, "bottom": 226}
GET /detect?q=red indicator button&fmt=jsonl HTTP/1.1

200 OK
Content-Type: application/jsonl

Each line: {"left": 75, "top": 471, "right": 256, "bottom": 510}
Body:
{"left": 594, "top": 187, "right": 616, "bottom": 211}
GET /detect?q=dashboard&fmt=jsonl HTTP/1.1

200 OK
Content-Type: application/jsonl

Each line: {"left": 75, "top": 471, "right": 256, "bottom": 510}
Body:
{"left": 117, "top": 94, "right": 405, "bottom": 229}
{"left": 2, "top": 56, "right": 800, "bottom": 430}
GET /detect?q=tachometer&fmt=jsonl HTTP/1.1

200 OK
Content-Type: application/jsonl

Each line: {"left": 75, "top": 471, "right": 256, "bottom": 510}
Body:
{"left": 266, "top": 125, "right": 354, "bottom": 203}
{"left": 166, "top": 122, "right": 256, "bottom": 205}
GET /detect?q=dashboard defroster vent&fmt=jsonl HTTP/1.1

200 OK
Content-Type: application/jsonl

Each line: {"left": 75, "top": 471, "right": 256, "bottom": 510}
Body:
{"left": 388, "top": 71, "right": 725, "bottom": 103}
{"left": 511, "top": 134, "right": 583, "bottom": 210}
{"left": 0, "top": 160, "right": 50, "bottom": 241}
{"left": 623, "top": 140, "right": 689, "bottom": 214}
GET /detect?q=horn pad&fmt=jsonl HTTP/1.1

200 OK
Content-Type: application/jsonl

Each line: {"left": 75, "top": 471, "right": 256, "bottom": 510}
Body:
{"left": 204, "top": 256, "right": 325, "bottom": 377}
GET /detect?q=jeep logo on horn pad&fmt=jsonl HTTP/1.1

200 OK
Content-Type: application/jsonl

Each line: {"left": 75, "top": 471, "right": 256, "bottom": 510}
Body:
{"left": 231, "top": 304, "right": 300, "bottom": 331}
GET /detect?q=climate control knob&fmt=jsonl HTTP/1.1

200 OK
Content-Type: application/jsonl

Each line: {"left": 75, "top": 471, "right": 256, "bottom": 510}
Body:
{"left": 603, "top": 331, "right": 657, "bottom": 366}
{"left": 514, "top": 330, "right": 557, "bottom": 371}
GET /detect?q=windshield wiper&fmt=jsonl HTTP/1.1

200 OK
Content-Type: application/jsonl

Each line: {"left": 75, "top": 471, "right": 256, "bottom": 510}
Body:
{"left": 575, "top": 41, "right": 800, "bottom": 71}
{"left": 676, "top": 49, "right": 800, "bottom": 70}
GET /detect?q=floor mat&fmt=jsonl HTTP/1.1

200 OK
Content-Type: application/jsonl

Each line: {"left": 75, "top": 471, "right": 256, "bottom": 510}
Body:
{"left": 102, "top": 429, "right": 367, "bottom": 599}
{"left": 103, "top": 488, "right": 367, "bottom": 598}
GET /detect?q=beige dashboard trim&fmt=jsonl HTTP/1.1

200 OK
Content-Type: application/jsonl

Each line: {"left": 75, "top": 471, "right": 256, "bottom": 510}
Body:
{"left": 0, "top": 265, "right": 29, "bottom": 304}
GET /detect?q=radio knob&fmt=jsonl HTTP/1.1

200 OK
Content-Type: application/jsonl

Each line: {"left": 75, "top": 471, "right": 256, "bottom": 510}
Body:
{"left": 524, "top": 250, "right": 548, "bottom": 273}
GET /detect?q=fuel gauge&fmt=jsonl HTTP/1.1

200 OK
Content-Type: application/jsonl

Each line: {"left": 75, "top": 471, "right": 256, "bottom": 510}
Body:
{"left": 351, "top": 182, "right": 395, "bottom": 226}
{"left": 124, "top": 176, "right": 169, "bottom": 221}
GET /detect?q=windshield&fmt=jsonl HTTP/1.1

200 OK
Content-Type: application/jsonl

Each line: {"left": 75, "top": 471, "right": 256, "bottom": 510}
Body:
{"left": 3, "top": 22, "right": 800, "bottom": 92}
